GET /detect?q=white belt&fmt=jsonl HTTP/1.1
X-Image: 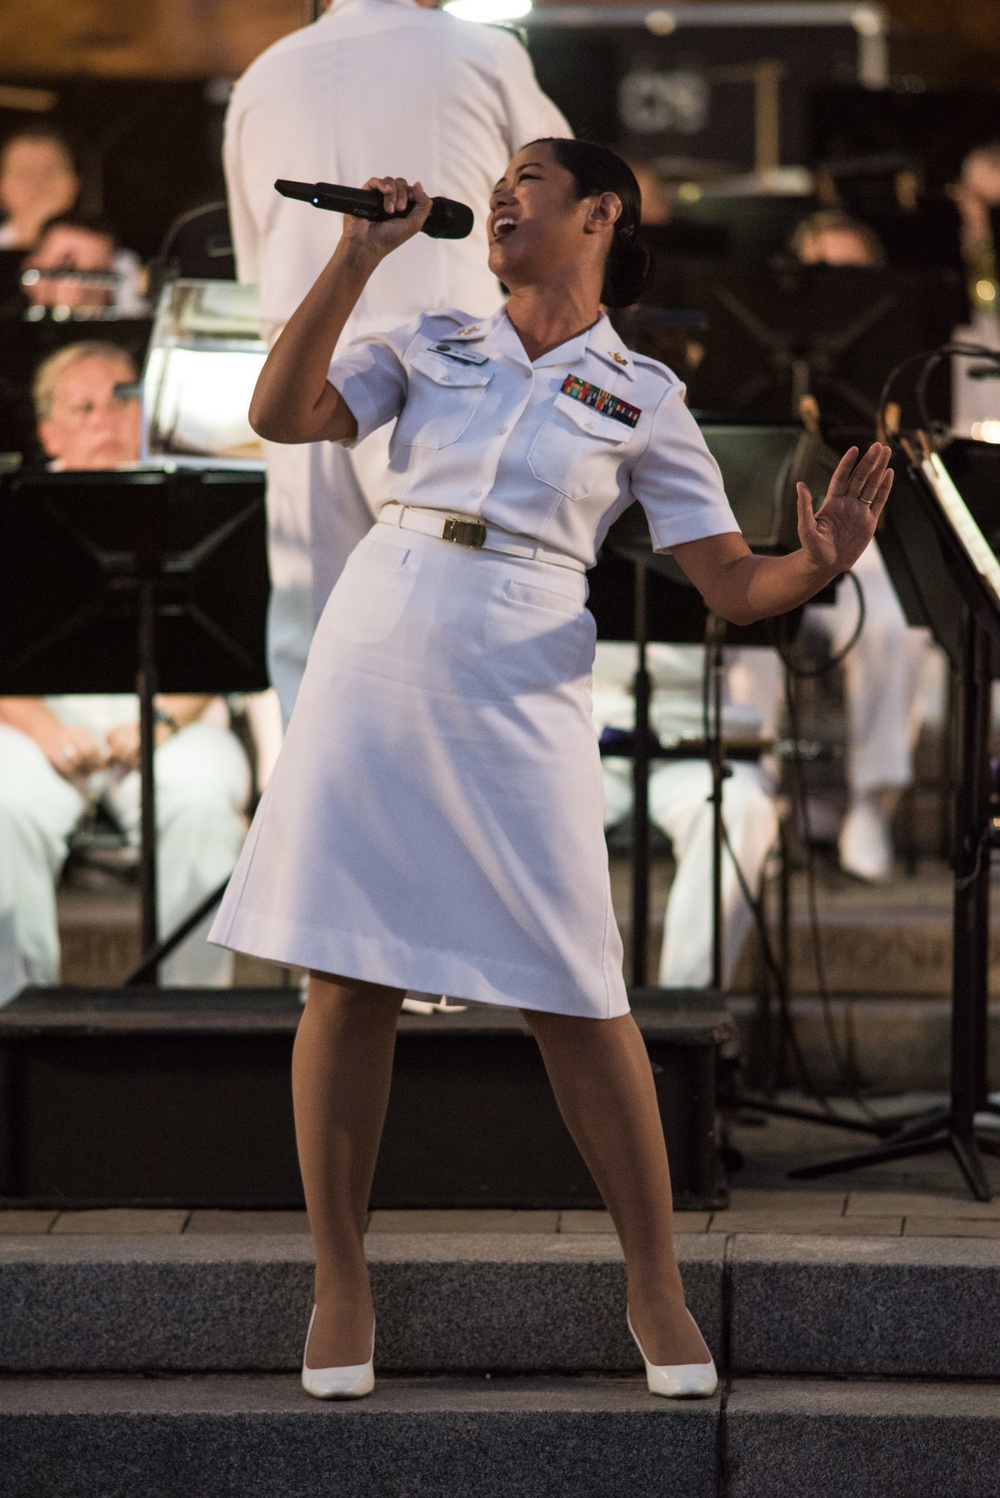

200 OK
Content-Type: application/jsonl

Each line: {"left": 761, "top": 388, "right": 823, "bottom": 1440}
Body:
{"left": 377, "top": 503, "right": 585, "bottom": 572}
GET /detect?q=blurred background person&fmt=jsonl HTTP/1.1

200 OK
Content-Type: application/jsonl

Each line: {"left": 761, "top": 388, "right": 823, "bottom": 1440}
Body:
{"left": 0, "top": 342, "right": 251, "bottom": 1002}
{"left": 951, "top": 139, "right": 1000, "bottom": 320}
{"left": 623, "top": 150, "right": 729, "bottom": 258}
{"left": 793, "top": 209, "right": 933, "bottom": 880}
{"left": 791, "top": 208, "right": 888, "bottom": 269}
{"left": 626, "top": 155, "right": 672, "bottom": 227}
{"left": 949, "top": 140, "right": 1000, "bottom": 442}
{"left": 224, "top": 0, "right": 569, "bottom": 721}
{"left": 34, "top": 339, "right": 140, "bottom": 468}
{"left": 0, "top": 126, "right": 79, "bottom": 251}
{"left": 22, "top": 212, "right": 147, "bottom": 318}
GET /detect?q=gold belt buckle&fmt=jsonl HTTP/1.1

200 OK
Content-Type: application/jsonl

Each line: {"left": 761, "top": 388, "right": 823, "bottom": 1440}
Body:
{"left": 442, "top": 516, "right": 487, "bottom": 549}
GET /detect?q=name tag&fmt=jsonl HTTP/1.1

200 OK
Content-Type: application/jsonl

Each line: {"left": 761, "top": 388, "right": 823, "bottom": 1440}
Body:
{"left": 428, "top": 342, "right": 489, "bottom": 367}
{"left": 561, "top": 374, "right": 641, "bottom": 429}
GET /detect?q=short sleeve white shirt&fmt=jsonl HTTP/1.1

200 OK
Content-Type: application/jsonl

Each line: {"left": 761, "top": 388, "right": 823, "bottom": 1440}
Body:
{"left": 328, "top": 305, "right": 740, "bottom": 569}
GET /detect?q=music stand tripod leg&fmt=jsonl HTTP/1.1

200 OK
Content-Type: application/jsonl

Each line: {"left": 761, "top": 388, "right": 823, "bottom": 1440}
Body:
{"left": 790, "top": 1129, "right": 946, "bottom": 1181}
{"left": 124, "top": 876, "right": 230, "bottom": 987}
{"left": 631, "top": 561, "right": 651, "bottom": 987}
{"left": 706, "top": 612, "right": 727, "bottom": 992}
{"left": 787, "top": 610, "right": 996, "bottom": 1200}
{"left": 950, "top": 1130, "right": 993, "bottom": 1202}
{"left": 137, "top": 576, "right": 159, "bottom": 982}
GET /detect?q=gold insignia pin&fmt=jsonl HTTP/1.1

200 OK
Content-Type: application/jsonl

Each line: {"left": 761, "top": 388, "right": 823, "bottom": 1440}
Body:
{"left": 611, "top": 352, "right": 628, "bottom": 366}
{"left": 458, "top": 326, "right": 480, "bottom": 336}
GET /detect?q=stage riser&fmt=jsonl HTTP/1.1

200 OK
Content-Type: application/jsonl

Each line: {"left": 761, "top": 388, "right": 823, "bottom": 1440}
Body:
{"left": 1, "top": 1377, "right": 996, "bottom": 1498}
{"left": 0, "top": 989, "right": 729, "bottom": 1211}
{"left": 0, "top": 1234, "right": 996, "bottom": 1380}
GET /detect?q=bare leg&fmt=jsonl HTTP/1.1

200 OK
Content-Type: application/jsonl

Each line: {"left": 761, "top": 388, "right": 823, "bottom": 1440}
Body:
{"left": 292, "top": 971, "right": 403, "bottom": 1367}
{"left": 521, "top": 1008, "right": 710, "bottom": 1366}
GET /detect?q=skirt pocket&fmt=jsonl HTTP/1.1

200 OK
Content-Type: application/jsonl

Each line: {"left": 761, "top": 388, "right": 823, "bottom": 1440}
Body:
{"left": 322, "top": 536, "right": 419, "bottom": 646}
{"left": 483, "top": 575, "right": 595, "bottom": 693}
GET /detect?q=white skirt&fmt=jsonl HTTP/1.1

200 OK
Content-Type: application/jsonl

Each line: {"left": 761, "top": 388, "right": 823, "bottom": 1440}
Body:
{"left": 210, "top": 523, "right": 628, "bottom": 1019}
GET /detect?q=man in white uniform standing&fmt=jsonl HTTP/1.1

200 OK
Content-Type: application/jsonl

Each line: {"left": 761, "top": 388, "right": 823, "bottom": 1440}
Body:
{"left": 224, "top": 0, "right": 569, "bottom": 718}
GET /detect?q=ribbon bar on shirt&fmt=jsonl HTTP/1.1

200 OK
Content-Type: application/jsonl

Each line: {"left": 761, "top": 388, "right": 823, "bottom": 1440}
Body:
{"left": 561, "top": 375, "right": 641, "bottom": 428}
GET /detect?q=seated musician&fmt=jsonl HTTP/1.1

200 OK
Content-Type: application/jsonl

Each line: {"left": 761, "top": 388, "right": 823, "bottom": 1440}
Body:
{"left": 592, "top": 641, "right": 779, "bottom": 988}
{"left": 735, "top": 211, "right": 937, "bottom": 883}
{"left": 22, "top": 213, "right": 147, "bottom": 318}
{"left": 949, "top": 140, "right": 1000, "bottom": 437}
{"left": 791, "top": 208, "right": 887, "bottom": 270}
{"left": 0, "top": 342, "right": 250, "bottom": 1001}
{"left": 798, "top": 211, "right": 939, "bottom": 880}
{"left": 0, "top": 127, "right": 79, "bottom": 252}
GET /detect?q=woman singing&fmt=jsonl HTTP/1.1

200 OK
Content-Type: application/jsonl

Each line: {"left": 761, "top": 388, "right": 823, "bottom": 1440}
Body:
{"left": 211, "top": 139, "right": 892, "bottom": 1400}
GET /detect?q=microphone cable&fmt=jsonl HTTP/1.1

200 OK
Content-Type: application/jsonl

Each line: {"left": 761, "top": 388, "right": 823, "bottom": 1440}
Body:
{"left": 699, "top": 638, "right": 881, "bottom": 1121}
{"left": 776, "top": 570, "right": 866, "bottom": 681}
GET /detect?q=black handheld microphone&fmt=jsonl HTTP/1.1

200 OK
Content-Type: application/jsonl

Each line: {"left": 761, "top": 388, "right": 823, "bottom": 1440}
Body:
{"left": 274, "top": 179, "right": 474, "bottom": 240}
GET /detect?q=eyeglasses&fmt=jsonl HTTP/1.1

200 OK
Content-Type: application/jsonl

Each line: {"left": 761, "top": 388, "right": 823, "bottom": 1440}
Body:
{"left": 52, "top": 391, "right": 140, "bottom": 424}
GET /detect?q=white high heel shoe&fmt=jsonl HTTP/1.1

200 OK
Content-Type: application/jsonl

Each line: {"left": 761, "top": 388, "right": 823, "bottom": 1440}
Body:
{"left": 300, "top": 1305, "right": 376, "bottom": 1399}
{"left": 627, "top": 1306, "right": 718, "bottom": 1398}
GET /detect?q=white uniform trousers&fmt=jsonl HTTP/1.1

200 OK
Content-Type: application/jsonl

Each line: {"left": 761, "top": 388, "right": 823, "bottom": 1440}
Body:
{"left": 263, "top": 429, "right": 391, "bottom": 723}
{"left": 0, "top": 722, "right": 250, "bottom": 998}
{"left": 604, "top": 757, "right": 779, "bottom": 989}
{"left": 811, "top": 543, "right": 932, "bottom": 797}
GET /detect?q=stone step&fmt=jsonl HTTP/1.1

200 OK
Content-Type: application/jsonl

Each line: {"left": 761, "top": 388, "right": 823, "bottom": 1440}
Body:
{"left": 0, "top": 1232, "right": 722, "bottom": 1375}
{"left": 0, "top": 1374, "right": 719, "bottom": 1498}
{"left": 730, "top": 1233, "right": 1000, "bottom": 1378}
{"left": 1, "top": 1231, "right": 997, "bottom": 1380}
{"left": 2, "top": 1374, "right": 997, "bottom": 1498}
{"left": 724, "top": 1378, "right": 1000, "bottom": 1498}
{"left": 727, "top": 994, "right": 1000, "bottom": 1093}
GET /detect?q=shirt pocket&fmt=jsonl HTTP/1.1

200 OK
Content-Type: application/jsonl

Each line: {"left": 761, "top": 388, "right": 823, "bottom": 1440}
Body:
{"left": 528, "top": 392, "right": 630, "bottom": 501}
{"left": 397, "top": 349, "right": 493, "bottom": 449}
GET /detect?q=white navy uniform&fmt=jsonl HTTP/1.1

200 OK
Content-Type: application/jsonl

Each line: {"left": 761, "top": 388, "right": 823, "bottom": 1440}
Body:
{"left": 223, "top": 0, "right": 569, "bottom": 718}
{"left": 210, "top": 308, "right": 740, "bottom": 1018}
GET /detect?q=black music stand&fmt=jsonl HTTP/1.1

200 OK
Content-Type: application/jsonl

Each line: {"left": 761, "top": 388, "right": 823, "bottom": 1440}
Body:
{"left": 0, "top": 467, "right": 269, "bottom": 983}
{"left": 594, "top": 517, "right": 790, "bottom": 992}
{"left": 591, "top": 435, "right": 898, "bottom": 1145}
{"left": 646, "top": 260, "right": 965, "bottom": 427}
{"left": 590, "top": 422, "right": 814, "bottom": 988}
{"left": 796, "top": 442, "right": 1000, "bottom": 1198}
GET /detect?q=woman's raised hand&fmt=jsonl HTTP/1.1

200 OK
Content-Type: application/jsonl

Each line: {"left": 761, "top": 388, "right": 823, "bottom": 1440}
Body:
{"left": 796, "top": 442, "right": 894, "bottom": 578}
{"left": 341, "top": 176, "right": 433, "bottom": 259}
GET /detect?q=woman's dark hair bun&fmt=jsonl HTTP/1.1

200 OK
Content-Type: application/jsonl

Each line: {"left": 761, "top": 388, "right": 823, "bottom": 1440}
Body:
{"left": 528, "top": 137, "right": 653, "bottom": 308}
{"left": 603, "top": 234, "right": 652, "bottom": 309}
